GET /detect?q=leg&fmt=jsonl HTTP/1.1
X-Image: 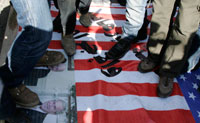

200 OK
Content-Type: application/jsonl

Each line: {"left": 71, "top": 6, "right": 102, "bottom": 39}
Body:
{"left": 138, "top": 0, "right": 176, "bottom": 73}
{"left": 0, "top": 0, "right": 52, "bottom": 106}
{"left": 106, "top": 0, "right": 148, "bottom": 60}
{"left": 56, "top": 0, "right": 77, "bottom": 56}
{"left": 160, "top": 0, "right": 200, "bottom": 77}
{"left": 147, "top": 0, "right": 176, "bottom": 62}
{"left": 78, "top": 0, "right": 92, "bottom": 27}
{"left": 121, "top": 0, "right": 148, "bottom": 41}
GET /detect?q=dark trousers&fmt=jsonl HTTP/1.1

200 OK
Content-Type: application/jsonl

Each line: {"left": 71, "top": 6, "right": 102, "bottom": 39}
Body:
{"left": 53, "top": 0, "right": 92, "bottom": 35}
{"left": 0, "top": 26, "right": 52, "bottom": 88}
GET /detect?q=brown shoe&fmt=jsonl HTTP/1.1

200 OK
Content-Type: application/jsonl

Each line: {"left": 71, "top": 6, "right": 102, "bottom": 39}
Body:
{"left": 8, "top": 84, "right": 40, "bottom": 107}
{"left": 157, "top": 76, "right": 174, "bottom": 98}
{"left": 36, "top": 51, "right": 65, "bottom": 67}
{"left": 61, "top": 34, "right": 76, "bottom": 56}
{"left": 138, "top": 58, "right": 157, "bottom": 73}
{"left": 79, "top": 12, "right": 92, "bottom": 27}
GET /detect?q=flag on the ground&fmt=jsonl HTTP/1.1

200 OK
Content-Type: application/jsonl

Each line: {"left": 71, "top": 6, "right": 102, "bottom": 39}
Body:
{"left": 49, "top": 1, "right": 197, "bottom": 123}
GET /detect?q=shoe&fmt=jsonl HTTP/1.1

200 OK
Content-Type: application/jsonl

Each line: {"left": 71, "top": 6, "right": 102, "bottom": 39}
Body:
{"left": 79, "top": 13, "right": 92, "bottom": 27}
{"left": 61, "top": 34, "right": 76, "bottom": 56}
{"left": 8, "top": 84, "right": 40, "bottom": 107}
{"left": 157, "top": 76, "right": 174, "bottom": 98}
{"left": 138, "top": 58, "right": 157, "bottom": 73}
{"left": 117, "top": 0, "right": 126, "bottom": 6}
{"left": 105, "top": 38, "right": 131, "bottom": 60}
{"left": 36, "top": 51, "right": 65, "bottom": 67}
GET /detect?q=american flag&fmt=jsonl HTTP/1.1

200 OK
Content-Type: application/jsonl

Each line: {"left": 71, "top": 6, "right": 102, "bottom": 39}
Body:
{"left": 49, "top": 1, "right": 196, "bottom": 122}
{"left": 177, "top": 69, "right": 200, "bottom": 123}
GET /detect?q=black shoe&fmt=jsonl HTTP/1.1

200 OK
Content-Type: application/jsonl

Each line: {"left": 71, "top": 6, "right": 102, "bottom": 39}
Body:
{"left": 157, "top": 76, "right": 174, "bottom": 98}
{"left": 117, "top": 0, "right": 126, "bottom": 6}
{"left": 138, "top": 58, "right": 157, "bottom": 73}
{"left": 105, "top": 38, "right": 131, "bottom": 60}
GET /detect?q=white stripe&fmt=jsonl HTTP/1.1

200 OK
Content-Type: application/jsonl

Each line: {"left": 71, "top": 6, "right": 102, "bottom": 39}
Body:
{"left": 75, "top": 69, "right": 159, "bottom": 83}
{"left": 76, "top": 19, "right": 126, "bottom": 27}
{"left": 74, "top": 50, "right": 147, "bottom": 61}
{"left": 89, "top": 7, "right": 126, "bottom": 15}
{"left": 90, "top": 3, "right": 124, "bottom": 7}
{"left": 52, "top": 32, "right": 119, "bottom": 41}
{"left": 52, "top": 32, "right": 61, "bottom": 40}
{"left": 75, "top": 69, "right": 178, "bottom": 83}
{"left": 77, "top": 94, "right": 189, "bottom": 111}
{"left": 51, "top": 5, "right": 58, "bottom": 12}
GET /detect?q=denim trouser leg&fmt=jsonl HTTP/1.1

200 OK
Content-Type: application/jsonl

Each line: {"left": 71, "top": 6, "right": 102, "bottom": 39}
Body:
{"left": 121, "top": 0, "right": 147, "bottom": 41}
{"left": 187, "top": 28, "right": 200, "bottom": 72}
{"left": 0, "top": 0, "right": 53, "bottom": 88}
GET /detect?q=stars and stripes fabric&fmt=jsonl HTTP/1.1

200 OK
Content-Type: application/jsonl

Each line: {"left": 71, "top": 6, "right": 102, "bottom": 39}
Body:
{"left": 177, "top": 69, "right": 200, "bottom": 123}
{"left": 48, "top": 1, "right": 196, "bottom": 123}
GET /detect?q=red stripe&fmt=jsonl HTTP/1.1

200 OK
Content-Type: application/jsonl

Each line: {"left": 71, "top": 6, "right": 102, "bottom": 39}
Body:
{"left": 75, "top": 25, "right": 122, "bottom": 34}
{"left": 48, "top": 40, "right": 62, "bottom": 49}
{"left": 77, "top": 109, "right": 194, "bottom": 123}
{"left": 76, "top": 41, "right": 146, "bottom": 51}
{"left": 77, "top": 13, "right": 126, "bottom": 20}
{"left": 51, "top": 10, "right": 126, "bottom": 20}
{"left": 51, "top": 11, "right": 58, "bottom": 17}
{"left": 74, "top": 60, "right": 140, "bottom": 71}
{"left": 48, "top": 40, "right": 146, "bottom": 50}
{"left": 76, "top": 81, "right": 183, "bottom": 96}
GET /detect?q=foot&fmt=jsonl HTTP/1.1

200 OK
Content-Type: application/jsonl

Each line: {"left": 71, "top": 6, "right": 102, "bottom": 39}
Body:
{"left": 105, "top": 38, "right": 131, "bottom": 60}
{"left": 79, "top": 13, "right": 92, "bottom": 27}
{"left": 36, "top": 51, "right": 65, "bottom": 67}
{"left": 138, "top": 58, "right": 157, "bottom": 73}
{"left": 8, "top": 84, "right": 40, "bottom": 107}
{"left": 61, "top": 34, "right": 76, "bottom": 56}
{"left": 117, "top": 0, "right": 126, "bottom": 6}
{"left": 157, "top": 76, "right": 174, "bottom": 98}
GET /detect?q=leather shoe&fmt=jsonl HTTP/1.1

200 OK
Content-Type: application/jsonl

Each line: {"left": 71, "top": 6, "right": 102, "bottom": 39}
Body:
{"left": 157, "top": 76, "right": 174, "bottom": 98}
{"left": 8, "top": 84, "right": 40, "bottom": 107}
{"left": 61, "top": 34, "right": 76, "bottom": 56}
{"left": 138, "top": 58, "right": 157, "bottom": 73}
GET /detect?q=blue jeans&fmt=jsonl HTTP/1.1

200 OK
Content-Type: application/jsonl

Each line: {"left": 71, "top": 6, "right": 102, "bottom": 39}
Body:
{"left": 0, "top": 0, "right": 53, "bottom": 88}
{"left": 121, "top": 0, "right": 148, "bottom": 41}
{"left": 187, "top": 28, "right": 200, "bottom": 72}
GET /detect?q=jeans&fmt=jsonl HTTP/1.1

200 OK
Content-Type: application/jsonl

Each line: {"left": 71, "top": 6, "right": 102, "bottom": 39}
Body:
{"left": 121, "top": 0, "right": 148, "bottom": 41}
{"left": 186, "top": 28, "right": 200, "bottom": 72}
{"left": 0, "top": 0, "right": 53, "bottom": 88}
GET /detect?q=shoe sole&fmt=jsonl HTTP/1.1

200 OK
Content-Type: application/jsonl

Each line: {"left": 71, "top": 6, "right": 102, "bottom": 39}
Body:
{"left": 138, "top": 62, "right": 154, "bottom": 73}
{"left": 138, "top": 62, "right": 159, "bottom": 73}
{"left": 157, "top": 87, "right": 172, "bottom": 98}
{"left": 36, "top": 57, "right": 66, "bottom": 67}
{"left": 16, "top": 100, "right": 40, "bottom": 107}
{"left": 106, "top": 44, "right": 131, "bottom": 60}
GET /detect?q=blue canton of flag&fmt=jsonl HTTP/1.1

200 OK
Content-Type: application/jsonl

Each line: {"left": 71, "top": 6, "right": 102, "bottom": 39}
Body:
{"left": 177, "top": 68, "right": 200, "bottom": 122}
